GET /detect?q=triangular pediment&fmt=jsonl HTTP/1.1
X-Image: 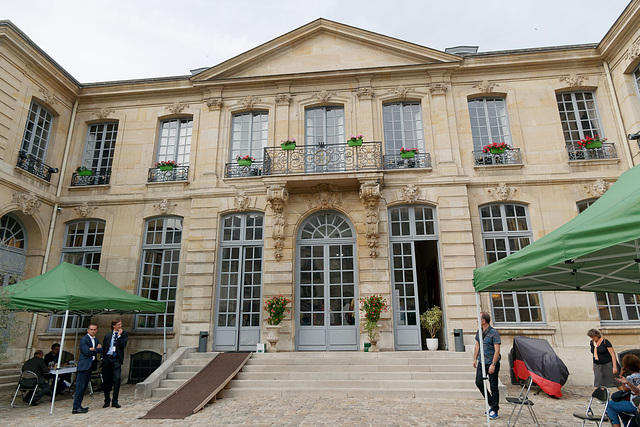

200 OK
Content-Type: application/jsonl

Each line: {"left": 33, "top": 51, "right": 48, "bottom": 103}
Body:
{"left": 193, "top": 19, "right": 461, "bottom": 81}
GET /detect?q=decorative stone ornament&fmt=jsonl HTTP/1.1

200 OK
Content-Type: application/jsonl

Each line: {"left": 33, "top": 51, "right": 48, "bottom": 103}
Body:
{"left": 585, "top": 178, "right": 611, "bottom": 198}
{"left": 166, "top": 103, "right": 187, "bottom": 114}
{"left": 266, "top": 185, "right": 289, "bottom": 261}
{"left": 314, "top": 90, "right": 335, "bottom": 103}
{"left": 389, "top": 86, "right": 412, "bottom": 99}
{"left": 239, "top": 95, "right": 261, "bottom": 109}
{"left": 356, "top": 87, "right": 375, "bottom": 99}
{"left": 94, "top": 108, "right": 115, "bottom": 120}
{"left": 560, "top": 74, "right": 586, "bottom": 88}
{"left": 626, "top": 40, "right": 640, "bottom": 62}
{"left": 74, "top": 202, "right": 97, "bottom": 218}
{"left": 154, "top": 199, "right": 177, "bottom": 215}
{"left": 303, "top": 184, "right": 343, "bottom": 210}
{"left": 205, "top": 98, "right": 224, "bottom": 110}
{"left": 488, "top": 182, "right": 517, "bottom": 201}
{"left": 39, "top": 88, "right": 58, "bottom": 106}
{"left": 401, "top": 184, "right": 421, "bottom": 204}
{"left": 234, "top": 191, "right": 251, "bottom": 211}
{"left": 428, "top": 83, "right": 449, "bottom": 95}
{"left": 359, "top": 180, "right": 382, "bottom": 258}
{"left": 275, "top": 94, "right": 292, "bottom": 105}
{"left": 12, "top": 191, "right": 40, "bottom": 216}
{"left": 473, "top": 80, "right": 498, "bottom": 94}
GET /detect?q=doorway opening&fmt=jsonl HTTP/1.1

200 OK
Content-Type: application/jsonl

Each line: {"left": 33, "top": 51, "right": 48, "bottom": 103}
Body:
{"left": 415, "top": 240, "right": 442, "bottom": 350}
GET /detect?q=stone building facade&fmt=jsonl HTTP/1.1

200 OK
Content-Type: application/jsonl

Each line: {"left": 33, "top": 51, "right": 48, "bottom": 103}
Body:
{"left": 2, "top": 2, "right": 640, "bottom": 385}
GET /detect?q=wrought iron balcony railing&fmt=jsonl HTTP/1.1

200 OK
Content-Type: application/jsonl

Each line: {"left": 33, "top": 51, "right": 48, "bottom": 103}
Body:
{"left": 566, "top": 143, "right": 617, "bottom": 161}
{"left": 473, "top": 148, "right": 522, "bottom": 166}
{"left": 70, "top": 169, "right": 111, "bottom": 186}
{"left": 148, "top": 165, "right": 189, "bottom": 182}
{"left": 224, "top": 161, "right": 264, "bottom": 178}
{"left": 16, "top": 151, "right": 58, "bottom": 182}
{"left": 262, "top": 141, "right": 382, "bottom": 176}
{"left": 383, "top": 153, "right": 432, "bottom": 170}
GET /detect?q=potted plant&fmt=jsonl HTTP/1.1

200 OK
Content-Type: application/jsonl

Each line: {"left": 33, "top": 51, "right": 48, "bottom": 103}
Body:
{"left": 263, "top": 294, "right": 291, "bottom": 352}
{"left": 420, "top": 305, "right": 443, "bottom": 351}
{"left": 359, "top": 294, "right": 389, "bottom": 352}
{"left": 281, "top": 138, "right": 296, "bottom": 150}
{"left": 577, "top": 134, "right": 607, "bottom": 149}
{"left": 155, "top": 160, "right": 178, "bottom": 171}
{"left": 76, "top": 166, "right": 93, "bottom": 176}
{"left": 347, "top": 134, "right": 364, "bottom": 147}
{"left": 482, "top": 142, "right": 512, "bottom": 154}
{"left": 236, "top": 155, "right": 255, "bottom": 166}
{"left": 400, "top": 147, "right": 419, "bottom": 159}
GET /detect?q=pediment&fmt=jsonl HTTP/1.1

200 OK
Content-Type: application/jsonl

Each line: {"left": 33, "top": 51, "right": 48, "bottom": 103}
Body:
{"left": 193, "top": 19, "right": 461, "bottom": 81}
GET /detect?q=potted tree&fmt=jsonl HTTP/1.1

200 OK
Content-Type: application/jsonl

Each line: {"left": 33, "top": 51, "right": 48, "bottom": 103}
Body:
{"left": 420, "top": 305, "right": 443, "bottom": 351}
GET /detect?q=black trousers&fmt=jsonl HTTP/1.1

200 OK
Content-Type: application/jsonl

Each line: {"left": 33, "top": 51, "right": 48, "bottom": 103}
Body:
{"left": 102, "top": 356, "right": 122, "bottom": 404}
{"left": 475, "top": 362, "right": 500, "bottom": 412}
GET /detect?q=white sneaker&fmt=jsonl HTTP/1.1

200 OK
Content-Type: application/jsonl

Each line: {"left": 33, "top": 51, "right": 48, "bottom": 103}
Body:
{"left": 63, "top": 380, "right": 71, "bottom": 388}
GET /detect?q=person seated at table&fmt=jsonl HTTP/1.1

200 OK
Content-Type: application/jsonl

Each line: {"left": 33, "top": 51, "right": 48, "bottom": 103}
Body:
{"left": 606, "top": 354, "right": 640, "bottom": 427}
{"left": 21, "top": 350, "right": 52, "bottom": 406}
{"left": 44, "top": 343, "right": 72, "bottom": 394}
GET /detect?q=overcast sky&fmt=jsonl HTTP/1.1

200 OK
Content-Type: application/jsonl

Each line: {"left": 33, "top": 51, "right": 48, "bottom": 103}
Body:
{"left": 2, "top": 0, "right": 633, "bottom": 83}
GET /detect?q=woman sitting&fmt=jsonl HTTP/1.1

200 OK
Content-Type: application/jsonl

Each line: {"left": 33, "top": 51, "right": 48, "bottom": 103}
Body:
{"left": 606, "top": 354, "right": 640, "bottom": 427}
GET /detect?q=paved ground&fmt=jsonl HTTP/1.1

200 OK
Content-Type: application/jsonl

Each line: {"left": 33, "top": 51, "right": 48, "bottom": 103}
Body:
{"left": 0, "top": 381, "right": 605, "bottom": 426}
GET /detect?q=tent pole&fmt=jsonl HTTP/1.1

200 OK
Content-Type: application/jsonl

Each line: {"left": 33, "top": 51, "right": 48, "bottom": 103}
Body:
{"left": 476, "top": 293, "right": 491, "bottom": 426}
{"left": 50, "top": 309, "right": 69, "bottom": 415}
{"left": 163, "top": 310, "right": 167, "bottom": 363}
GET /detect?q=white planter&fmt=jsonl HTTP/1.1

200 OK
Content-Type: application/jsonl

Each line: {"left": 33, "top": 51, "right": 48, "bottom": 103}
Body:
{"left": 426, "top": 338, "right": 438, "bottom": 351}
{"left": 265, "top": 324, "right": 281, "bottom": 352}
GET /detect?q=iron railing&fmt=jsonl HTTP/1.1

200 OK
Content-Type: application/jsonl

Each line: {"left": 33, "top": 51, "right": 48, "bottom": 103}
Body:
{"left": 148, "top": 165, "right": 189, "bottom": 182}
{"left": 383, "top": 153, "right": 432, "bottom": 170}
{"left": 473, "top": 148, "right": 522, "bottom": 166}
{"left": 70, "top": 169, "right": 111, "bottom": 186}
{"left": 16, "top": 151, "right": 58, "bottom": 182}
{"left": 566, "top": 143, "right": 617, "bottom": 161}
{"left": 224, "top": 161, "right": 264, "bottom": 178}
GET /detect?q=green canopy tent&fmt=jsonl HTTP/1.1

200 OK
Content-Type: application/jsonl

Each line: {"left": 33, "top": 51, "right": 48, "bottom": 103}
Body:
{"left": 1, "top": 262, "right": 166, "bottom": 414}
{"left": 472, "top": 164, "right": 640, "bottom": 425}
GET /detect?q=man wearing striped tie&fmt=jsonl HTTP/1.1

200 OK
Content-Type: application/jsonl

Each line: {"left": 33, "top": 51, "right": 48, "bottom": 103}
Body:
{"left": 101, "top": 318, "right": 128, "bottom": 409}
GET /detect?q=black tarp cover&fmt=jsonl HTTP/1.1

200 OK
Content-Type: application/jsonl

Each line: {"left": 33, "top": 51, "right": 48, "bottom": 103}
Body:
{"left": 510, "top": 336, "right": 570, "bottom": 397}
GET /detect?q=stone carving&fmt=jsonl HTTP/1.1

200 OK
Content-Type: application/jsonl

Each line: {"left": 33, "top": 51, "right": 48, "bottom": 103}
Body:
{"left": 39, "top": 88, "right": 58, "bottom": 106}
{"left": 356, "top": 87, "right": 375, "bottom": 100}
{"left": 626, "top": 40, "right": 640, "bottom": 62}
{"left": 266, "top": 185, "right": 289, "bottom": 261}
{"left": 206, "top": 98, "right": 224, "bottom": 110}
{"left": 401, "top": 184, "right": 421, "bottom": 204}
{"left": 74, "top": 201, "right": 97, "bottom": 218}
{"left": 235, "top": 191, "right": 251, "bottom": 211}
{"left": 12, "top": 191, "right": 40, "bottom": 216}
{"left": 473, "top": 80, "right": 497, "bottom": 94}
{"left": 560, "top": 74, "right": 586, "bottom": 88}
{"left": 429, "top": 83, "right": 449, "bottom": 95}
{"left": 488, "top": 183, "right": 517, "bottom": 201}
{"left": 303, "top": 184, "right": 343, "bottom": 210}
{"left": 314, "top": 90, "right": 335, "bottom": 103}
{"left": 275, "top": 93, "right": 292, "bottom": 105}
{"left": 359, "top": 180, "right": 382, "bottom": 258}
{"left": 389, "top": 86, "right": 412, "bottom": 99}
{"left": 154, "top": 199, "right": 177, "bottom": 215}
{"left": 239, "top": 95, "right": 261, "bottom": 109}
{"left": 94, "top": 108, "right": 115, "bottom": 120}
{"left": 166, "top": 103, "right": 187, "bottom": 114}
{"left": 585, "top": 178, "right": 611, "bottom": 197}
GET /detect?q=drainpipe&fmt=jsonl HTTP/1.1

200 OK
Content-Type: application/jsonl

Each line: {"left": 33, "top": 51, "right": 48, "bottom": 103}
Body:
{"left": 603, "top": 60, "right": 635, "bottom": 168}
{"left": 24, "top": 99, "right": 78, "bottom": 361}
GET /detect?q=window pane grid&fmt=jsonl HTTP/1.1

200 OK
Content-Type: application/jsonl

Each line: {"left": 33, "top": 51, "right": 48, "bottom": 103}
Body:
{"left": 597, "top": 292, "right": 640, "bottom": 323}
{"left": 158, "top": 118, "right": 192, "bottom": 165}
{"left": 383, "top": 103, "right": 424, "bottom": 155}
{"left": 468, "top": 98, "right": 511, "bottom": 150}
{"left": 556, "top": 92, "right": 602, "bottom": 146}
{"left": 230, "top": 112, "right": 268, "bottom": 161}
{"left": 21, "top": 101, "right": 53, "bottom": 161}
{"left": 84, "top": 123, "right": 118, "bottom": 171}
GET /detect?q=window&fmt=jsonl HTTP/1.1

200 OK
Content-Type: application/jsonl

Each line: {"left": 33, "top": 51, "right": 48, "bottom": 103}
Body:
{"left": 49, "top": 220, "right": 105, "bottom": 330}
{"left": 305, "top": 106, "right": 344, "bottom": 145}
{"left": 577, "top": 199, "right": 597, "bottom": 214}
{"left": 634, "top": 65, "right": 640, "bottom": 100}
{"left": 468, "top": 98, "right": 511, "bottom": 151}
{"left": 82, "top": 122, "right": 118, "bottom": 174}
{"left": 128, "top": 351, "right": 162, "bottom": 383}
{"left": 0, "top": 214, "right": 26, "bottom": 287}
{"left": 21, "top": 101, "right": 53, "bottom": 161}
{"left": 556, "top": 92, "right": 603, "bottom": 146}
{"left": 137, "top": 217, "right": 182, "bottom": 329}
{"left": 383, "top": 102, "right": 424, "bottom": 154}
{"left": 157, "top": 118, "right": 192, "bottom": 165}
{"left": 230, "top": 112, "right": 268, "bottom": 161}
{"left": 480, "top": 203, "right": 544, "bottom": 324}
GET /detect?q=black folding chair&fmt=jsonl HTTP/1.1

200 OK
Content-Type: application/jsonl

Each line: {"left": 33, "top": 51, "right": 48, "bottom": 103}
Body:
{"left": 11, "top": 371, "right": 39, "bottom": 407}
{"left": 89, "top": 360, "right": 103, "bottom": 395}
{"left": 505, "top": 376, "right": 539, "bottom": 426}
{"left": 573, "top": 386, "right": 610, "bottom": 427}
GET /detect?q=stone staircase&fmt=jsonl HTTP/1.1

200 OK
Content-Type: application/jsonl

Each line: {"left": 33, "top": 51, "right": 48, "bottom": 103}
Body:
{"left": 151, "top": 351, "right": 218, "bottom": 399}
{"left": 0, "top": 363, "right": 20, "bottom": 395}
{"left": 224, "top": 351, "right": 481, "bottom": 399}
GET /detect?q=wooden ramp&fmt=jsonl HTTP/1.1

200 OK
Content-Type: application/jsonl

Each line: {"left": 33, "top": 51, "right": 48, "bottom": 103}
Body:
{"left": 140, "top": 352, "right": 251, "bottom": 419}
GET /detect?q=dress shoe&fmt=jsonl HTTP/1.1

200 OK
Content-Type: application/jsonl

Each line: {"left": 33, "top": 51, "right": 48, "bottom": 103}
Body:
{"left": 72, "top": 407, "right": 89, "bottom": 414}
{"left": 103, "top": 401, "right": 110, "bottom": 408}
{"left": 29, "top": 401, "right": 39, "bottom": 406}
{"left": 112, "top": 402, "right": 121, "bottom": 408}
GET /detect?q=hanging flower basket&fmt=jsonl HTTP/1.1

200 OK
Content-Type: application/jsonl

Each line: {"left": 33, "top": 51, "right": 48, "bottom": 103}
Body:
{"left": 236, "top": 155, "right": 255, "bottom": 166}
{"left": 348, "top": 134, "right": 364, "bottom": 147}
{"left": 156, "top": 160, "right": 178, "bottom": 171}
{"left": 578, "top": 135, "right": 606, "bottom": 149}
{"left": 482, "top": 142, "right": 512, "bottom": 154}
{"left": 400, "top": 148, "right": 418, "bottom": 159}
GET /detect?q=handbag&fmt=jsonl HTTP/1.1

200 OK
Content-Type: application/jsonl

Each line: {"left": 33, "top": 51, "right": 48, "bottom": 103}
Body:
{"left": 611, "top": 390, "right": 631, "bottom": 401}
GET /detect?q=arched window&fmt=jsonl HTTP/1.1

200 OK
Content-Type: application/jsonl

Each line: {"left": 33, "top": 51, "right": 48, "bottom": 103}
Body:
{"left": 0, "top": 214, "right": 26, "bottom": 287}
{"left": 128, "top": 351, "right": 162, "bottom": 383}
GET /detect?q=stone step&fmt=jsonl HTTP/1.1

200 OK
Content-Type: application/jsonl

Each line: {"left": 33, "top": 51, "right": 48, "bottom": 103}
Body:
{"left": 173, "top": 364, "right": 202, "bottom": 372}
{"left": 230, "top": 378, "right": 476, "bottom": 389}
{"left": 246, "top": 356, "right": 469, "bottom": 366}
{"left": 152, "top": 387, "right": 174, "bottom": 398}
{"left": 180, "top": 358, "right": 215, "bottom": 366}
{"left": 0, "top": 382, "right": 18, "bottom": 394}
{"left": 0, "top": 373, "right": 20, "bottom": 385}
{"left": 167, "top": 371, "right": 197, "bottom": 380}
{"left": 250, "top": 351, "right": 469, "bottom": 359}
{"left": 185, "top": 351, "right": 218, "bottom": 359}
{"left": 159, "top": 378, "right": 189, "bottom": 388}
{"left": 240, "top": 363, "right": 473, "bottom": 373}
{"left": 236, "top": 371, "right": 471, "bottom": 381}
{"left": 223, "top": 387, "right": 481, "bottom": 399}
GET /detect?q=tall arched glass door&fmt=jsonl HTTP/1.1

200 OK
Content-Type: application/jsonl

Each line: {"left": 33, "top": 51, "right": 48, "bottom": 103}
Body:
{"left": 296, "top": 211, "right": 358, "bottom": 351}
{"left": 0, "top": 214, "right": 26, "bottom": 286}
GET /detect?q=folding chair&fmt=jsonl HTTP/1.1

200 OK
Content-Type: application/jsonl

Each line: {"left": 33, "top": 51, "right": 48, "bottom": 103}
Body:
{"left": 11, "top": 371, "right": 39, "bottom": 407}
{"left": 505, "top": 376, "right": 539, "bottom": 426}
{"left": 89, "top": 360, "right": 103, "bottom": 395}
{"left": 573, "top": 386, "right": 610, "bottom": 427}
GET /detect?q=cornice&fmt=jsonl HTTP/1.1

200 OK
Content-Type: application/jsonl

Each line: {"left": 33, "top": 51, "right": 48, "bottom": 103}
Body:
{"left": 597, "top": 0, "right": 640, "bottom": 59}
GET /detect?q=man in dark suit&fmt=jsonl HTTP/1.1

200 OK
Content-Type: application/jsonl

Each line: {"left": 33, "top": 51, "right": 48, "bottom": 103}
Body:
{"left": 44, "top": 343, "right": 71, "bottom": 394}
{"left": 21, "top": 349, "right": 51, "bottom": 405}
{"left": 101, "top": 318, "right": 128, "bottom": 408}
{"left": 72, "top": 323, "right": 101, "bottom": 414}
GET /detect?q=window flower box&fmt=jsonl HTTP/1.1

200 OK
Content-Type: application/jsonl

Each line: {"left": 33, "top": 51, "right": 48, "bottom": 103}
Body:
{"left": 482, "top": 142, "right": 512, "bottom": 154}
{"left": 76, "top": 166, "right": 93, "bottom": 176}
{"left": 281, "top": 138, "right": 296, "bottom": 150}
{"left": 155, "top": 160, "right": 178, "bottom": 171}
{"left": 237, "top": 155, "right": 255, "bottom": 166}
{"left": 400, "top": 148, "right": 418, "bottom": 159}
{"left": 578, "top": 135, "right": 606, "bottom": 149}
{"left": 347, "top": 134, "right": 364, "bottom": 147}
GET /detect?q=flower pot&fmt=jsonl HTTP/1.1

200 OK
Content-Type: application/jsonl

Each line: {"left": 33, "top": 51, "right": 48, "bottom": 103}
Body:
{"left": 400, "top": 152, "right": 416, "bottom": 159}
{"left": 489, "top": 148, "right": 505, "bottom": 154}
{"left": 585, "top": 141, "right": 602, "bottom": 149}
{"left": 159, "top": 165, "right": 174, "bottom": 171}
{"left": 281, "top": 142, "right": 296, "bottom": 150}
{"left": 237, "top": 159, "right": 252, "bottom": 166}
{"left": 265, "top": 324, "right": 281, "bottom": 352}
{"left": 78, "top": 170, "right": 93, "bottom": 176}
{"left": 347, "top": 139, "right": 363, "bottom": 147}
{"left": 364, "top": 342, "right": 371, "bottom": 352}
{"left": 426, "top": 338, "right": 438, "bottom": 351}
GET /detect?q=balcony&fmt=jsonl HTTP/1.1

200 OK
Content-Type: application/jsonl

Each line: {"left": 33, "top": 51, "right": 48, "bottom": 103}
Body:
{"left": 567, "top": 143, "right": 617, "bottom": 161}
{"left": 383, "top": 153, "right": 432, "bottom": 170}
{"left": 473, "top": 148, "right": 523, "bottom": 166}
{"left": 70, "top": 169, "right": 111, "bottom": 186}
{"left": 148, "top": 165, "right": 189, "bottom": 183}
{"left": 225, "top": 161, "right": 264, "bottom": 178}
{"left": 16, "top": 151, "right": 58, "bottom": 182}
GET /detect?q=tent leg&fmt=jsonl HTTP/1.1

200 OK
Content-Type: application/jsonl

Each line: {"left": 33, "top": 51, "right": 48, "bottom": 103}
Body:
{"left": 163, "top": 311, "right": 167, "bottom": 363}
{"left": 476, "top": 293, "right": 491, "bottom": 426}
{"left": 50, "top": 309, "right": 69, "bottom": 415}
